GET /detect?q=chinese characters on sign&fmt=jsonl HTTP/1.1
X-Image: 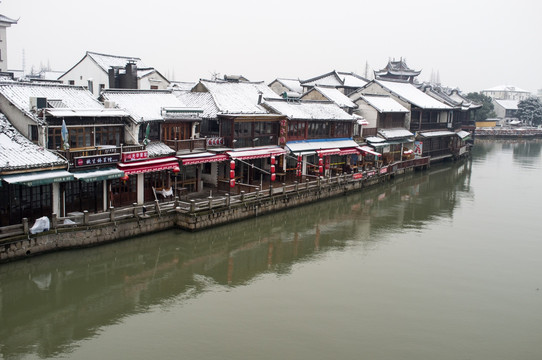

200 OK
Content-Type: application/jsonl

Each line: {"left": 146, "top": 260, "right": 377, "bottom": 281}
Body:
{"left": 121, "top": 151, "right": 149, "bottom": 162}
{"left": 74, "top": 154, "right": 121, "bottom": 168}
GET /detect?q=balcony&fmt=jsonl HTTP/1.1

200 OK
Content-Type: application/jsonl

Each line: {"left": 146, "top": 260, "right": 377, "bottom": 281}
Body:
{"left": 55, "top": 144, "right": 144, "bottom": 166}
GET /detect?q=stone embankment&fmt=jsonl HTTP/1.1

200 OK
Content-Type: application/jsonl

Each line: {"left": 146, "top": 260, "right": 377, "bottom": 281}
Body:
{"left": 0, "top": 158, "right": 430, "bottom": 264}
{"left": 475, "top": 128, "right": 542, "bottom": 138}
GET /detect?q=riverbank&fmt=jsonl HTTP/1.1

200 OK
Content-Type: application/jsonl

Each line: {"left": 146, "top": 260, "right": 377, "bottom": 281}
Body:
{"left": 475, "top": 127, "right": 542, "bottom": 138}
{"left": 0, "top": 158, "right": 431, "bottom": 263}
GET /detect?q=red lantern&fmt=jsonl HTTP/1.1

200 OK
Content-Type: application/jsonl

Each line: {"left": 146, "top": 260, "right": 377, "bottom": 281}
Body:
{"left": 270, "top": 156, "right": 276, "bottom": 165}
{"left": 270, "top": 164, "right": 275, "bottom": 173}
{"left": 230, "top": 160, "right": 235, "bottom": 170}
{"left": 318, "top": 158, "right": 323, "bottom": 166}
{"left": 230, "top": 169, "right": 235, "bottom": 178}
{"left": 319, "top": 166, "right": 323, "bottom": 174}
{"left": 172, "top": 166, "right": 180, "bottom": 173}
{"left": 121, "top": 174, "right": 129, "bottom": 181}
{"left": 297, "top": 170, "right": 302, "bottom": 177}
{"left": 229, "top": 179, "right": 235, "bottom": 188}
{"left": 271, "top": 173, "right": 276, "bottom": 182}
{"left": 297, "top": 155, "right": 302, "bottom": 162}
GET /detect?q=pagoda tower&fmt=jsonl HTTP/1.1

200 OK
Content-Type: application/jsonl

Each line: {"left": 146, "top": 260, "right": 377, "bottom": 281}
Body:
{"left": 374, "top": 57, "right": 421, "bottom": 83}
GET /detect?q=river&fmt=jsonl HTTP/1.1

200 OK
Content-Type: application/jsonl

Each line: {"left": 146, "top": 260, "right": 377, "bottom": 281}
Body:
{"left": 1, "top": 139, "right": 541, "bottom": 360}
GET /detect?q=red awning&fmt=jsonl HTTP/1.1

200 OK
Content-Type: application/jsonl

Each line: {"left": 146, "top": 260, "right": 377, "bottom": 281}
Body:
{"left": 180, "top": 154, "right": 229, "bottom": 165}
{"left": 227, "top": 147, "right": 287, "bottom": 160}
{"left": 316, "top": 148, "right": 341, "bottom": 156}
{"left": 118, "top": 157, "right": 179, "bottom": 175}
{"left": 358, "top": 146, "right": 381, "bottom": 157}
{"left": 338, "top": 148, "right": 360, "bottom": 156}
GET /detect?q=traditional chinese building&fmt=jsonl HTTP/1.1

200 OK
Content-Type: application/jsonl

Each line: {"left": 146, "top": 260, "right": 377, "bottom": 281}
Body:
{"left": 374, "top": 58, "right": 421, "bottom": 83}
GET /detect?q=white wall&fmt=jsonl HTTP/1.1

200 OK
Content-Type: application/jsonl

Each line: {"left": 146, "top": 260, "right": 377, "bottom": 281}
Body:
{"left": 58, "top": 56, "right": 108, "bottom": 98}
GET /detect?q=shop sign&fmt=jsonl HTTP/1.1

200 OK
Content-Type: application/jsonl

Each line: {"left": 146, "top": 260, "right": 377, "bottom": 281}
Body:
{"left": 352, "top": 173, "right": 363, "bottom": 180}
{"left": 122, "top": 150, "right": 148, "bottom": 162}
{"left": 74, "top": 154, "right": 121, "bottom": 168}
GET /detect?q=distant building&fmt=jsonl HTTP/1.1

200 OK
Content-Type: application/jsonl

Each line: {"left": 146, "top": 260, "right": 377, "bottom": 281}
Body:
{"left": 374, "top": 58, "right": 421, "bottom": 84}
{"left": 0, "top": 13, "right": 17, "bottom": 72}
{"left": 493, "top": 99, "right": 519, "bottom": 123}
{"left": 268, "top": 78, "right": 303, "bottom": 97}
{"left": 481, "top": 85, "right": 531, "bottom": 101}
{"left": 58, "top": 51, "right": 170, "bottom": 98}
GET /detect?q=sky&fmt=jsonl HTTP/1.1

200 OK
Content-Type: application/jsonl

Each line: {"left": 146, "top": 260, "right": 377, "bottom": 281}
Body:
{"left": 1, "top": 0, "right": 541, "bottom": 94}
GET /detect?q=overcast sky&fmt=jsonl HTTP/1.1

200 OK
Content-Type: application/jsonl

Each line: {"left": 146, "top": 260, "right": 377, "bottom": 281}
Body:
{"left": 2, "top": 0, "right": 541, "bottom": 93}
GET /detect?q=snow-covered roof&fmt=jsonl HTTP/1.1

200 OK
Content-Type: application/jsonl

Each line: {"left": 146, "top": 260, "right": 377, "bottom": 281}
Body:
{"left": 272, "top": 78, "right": 303, "bottom": 93}
{"left": 169, "top": 81, "right": 197, "bottom": 91}
{"left": 338, "top": 72, "right": 369, "bottom": 88}
{"left": 0, "top": 14, "right": 18, "bottom": 25}
{"left": 301, "top": 71, "right": 368, "bottom": 89}
{"left": 311, "top": 86, "right": 357, "bottom": 108}
{"left": 174, "top": 90, "right": 218, "bottom": 118}
{"left": 378, "top": 128, "right": 414, "bottom": 139}
{"left": 286, "top": 138, "right": 360, "bottom": 153}
{"left": 197, "top": 80, "right": 280, "bottom": 114}
{"left": 145, "top": 141, "right": 176, "bottom": 158}
{"left": 45, "top": 108, "right": 129, "bottom": 118}
{"left": 101, "top": 89, "right": 199, "bottom": 123}
{"left": 358, "top": 94, "right": 409, "bottom": 113}
{"left": 87, "top": 51, "right": 147, "bottom": 74}
{"left": 0, "top": 114, "right": 67, "bottom": 172}
{"left": 482, "top": 85, "right": 530, "bottom": 93}
{"left": 375, "top": 80, "right": 451, "bottom": 110}
{"left": 494, "top": 99, "right": 519, "bottom": 110}
{"left": 262, "top": 99, "right": 355, "bottom": 121}
{"left": 418, "top": 130, "right": 456, "bottom": 138}
{"left": 0, "top": 81, "right": 105, "bottom": 122}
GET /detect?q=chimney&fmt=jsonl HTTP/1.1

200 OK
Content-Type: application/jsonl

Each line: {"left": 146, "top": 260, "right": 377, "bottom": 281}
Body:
{"left": 125, "top": 61, "right": 138, "bottom": 89}
{"left": 257, "top": 91, "right": 263, "bottom": 105}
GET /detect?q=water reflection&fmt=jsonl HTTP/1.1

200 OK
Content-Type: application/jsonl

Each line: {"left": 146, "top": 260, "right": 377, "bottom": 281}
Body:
{"left": 0, "top": 160, "right": 473, "bottom": 359}
{"left": 474, "top": 138, "right": 542, "bottom": 170}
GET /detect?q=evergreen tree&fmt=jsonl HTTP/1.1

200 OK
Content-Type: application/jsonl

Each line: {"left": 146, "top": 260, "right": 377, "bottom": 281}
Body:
{"left": 465, "top": 92, "right": 496, "bottom": 121}
{"left": 517, "top": 97, "right": 542, "bottom": 126}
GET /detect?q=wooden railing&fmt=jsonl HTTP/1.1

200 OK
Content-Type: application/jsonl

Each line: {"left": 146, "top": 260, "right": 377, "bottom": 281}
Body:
{"left": 164, "top": 138, "right": 207, "bottom": 152}
{"left": 55, "top": 144, "right": 145, "bottom": 164}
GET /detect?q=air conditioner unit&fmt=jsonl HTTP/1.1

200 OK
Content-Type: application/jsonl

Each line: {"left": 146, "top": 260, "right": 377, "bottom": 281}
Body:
{"left": 104, "top": 100, "right": 116, "bottom": 108}
{"left": 29, "top": 97, "right": 47, "bottom": 111}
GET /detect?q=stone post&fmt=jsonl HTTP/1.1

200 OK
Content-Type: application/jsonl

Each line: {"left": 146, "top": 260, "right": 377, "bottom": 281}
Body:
{"left": 154, "top": 200, "right": 160, "bottom": 215}
{"left": 241, "top": 190, "right": 245, "bottom": 203}
{"left": 110, "top": 206, "right": 115, "bottom": 222}
{"left": 282, "top": 183, "right": 286, "bottom": 195}
{"left": 226, "top": 193, "right": 231, "bottom": 208}
{"left": 133, "top": 203, "right": 139, "bottom": 218}
{"left": 83, "top": 210, "right": 89, "bottom": 225}
{"left": 208, "top": 196, "right": 213, "bottom": 210}
{"left": 294, "top": 181, "right": 299, "bottom": 193}
{"left": 23, "top": 218, "right": 29, "bottom": 234}
{"left": 190, "top": 200, "right": 195, "bottom": 213}
{"left": 51, "top": 213, "right": 58, "bottom": 229}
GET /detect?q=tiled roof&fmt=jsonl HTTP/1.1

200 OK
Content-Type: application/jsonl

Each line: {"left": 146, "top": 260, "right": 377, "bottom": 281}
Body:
{"left": 175, "top": 90, "right": 218, "bottom": 118}
{"left": 311, "top": 86, "right": 357, "bottom": 108}
{"left": 198, "top": 80, "right": 280, "bottom": 114}
{"left": 145, "top": 141, "right": 176, "bottom": 158}
{"left": 0, "top": 114, "right": 67, "bottom": 172}
{"left": 0, "top": 14, "right": 18, "bottom": 24}
{"left": 494, "top": 99, "right": 519, "bottom": 110}
{"left": 262, "top": 99, "right": 355, "bottom": 121}
{"left": 273, "top": 78, "right": 303, "bottom": 93}
{"left": 375, "top": 80, "right": 451, "bottom": 110}
{"left": 358, "top": 94, "right": 409, "bottom": 113}
{"left": 101, "top": 90, "right": 194, "bottom": 123}
{"left": 378, "top": 128, "right": 414, "bottom": 139}
{"left": 87, "top": 51, "right": 147, "bottom": 73}
{"left": 0, "top": 81, "right": 104, "bottom": 122}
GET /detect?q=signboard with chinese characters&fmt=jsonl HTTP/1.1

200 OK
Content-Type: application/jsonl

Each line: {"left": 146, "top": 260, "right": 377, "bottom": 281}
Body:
{"left": 74, "top": 154, "right": 121, "bottom": 168}
{"left": 122, "top": 150, "right": 148, "bottom": 162}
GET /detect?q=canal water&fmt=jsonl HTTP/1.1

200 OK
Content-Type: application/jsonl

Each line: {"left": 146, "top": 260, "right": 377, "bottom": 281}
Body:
{"left": 1, "top": 139, "right": 541, "bottom": 360}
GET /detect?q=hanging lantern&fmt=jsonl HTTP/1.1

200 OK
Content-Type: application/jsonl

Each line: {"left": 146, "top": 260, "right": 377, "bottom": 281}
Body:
{"left": 270, "top": 164, "right": 275, "bottom": 173}
{"left": 297, "top": 170, "right": 302, "bottom": 177}
{"left": 172, "top": 166, "right": 180, "bottom": 174}
{"left": 230, "top": 169, "right": 235, "bottom": 179}
{"left": 121, "top": 174, "right": 129, "bottom": 181}
{"left": 318, "top": 158, "right": 323, "bottom": 166}
{"left": 297, "top": 155, "right": 302, "bottom": 162}
{"left": 230, "top": 178, "right": 236, "bottom": 188}
{"left": 270, "top": 156, "right": 276, "bottom": 165}
{"left": 319, "top": 166, "right": 323, "bottom": 174}
{"left": 230, "top": 160, "right": 235, "bottom": 170}
{"left": 271, "top": 173, "right": 276, "bottom": 182}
